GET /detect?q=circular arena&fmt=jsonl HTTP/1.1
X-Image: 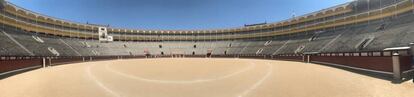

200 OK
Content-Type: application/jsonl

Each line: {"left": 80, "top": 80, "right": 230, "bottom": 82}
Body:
{"left": 1, "top": 58, "right": 413, "bottom": 97}
{"left": 1, "top": 0, "right": 414, "bottom": 97}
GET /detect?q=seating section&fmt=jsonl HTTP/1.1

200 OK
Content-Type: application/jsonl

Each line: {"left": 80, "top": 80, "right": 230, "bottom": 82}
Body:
{"left": 60, "top": 39, "right": 95, "bottom": 56}
{"left": 2, "top": 12, "right": 414, "bottom": 57}
{"left": 0, "top": 29, "right": 28, "bottom": 56}
{"left": 1, "top": 2, "right": 414, "bottom": 57}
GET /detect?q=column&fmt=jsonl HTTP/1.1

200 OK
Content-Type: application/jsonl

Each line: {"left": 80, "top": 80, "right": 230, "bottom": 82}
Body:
{"left": 392, "top": 52, "right": 401, "bottom": 83}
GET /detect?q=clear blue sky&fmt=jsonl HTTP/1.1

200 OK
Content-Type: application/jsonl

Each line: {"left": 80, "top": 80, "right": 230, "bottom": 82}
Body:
{"left": 8, "top": 0, "right": 350, "bottom": 30}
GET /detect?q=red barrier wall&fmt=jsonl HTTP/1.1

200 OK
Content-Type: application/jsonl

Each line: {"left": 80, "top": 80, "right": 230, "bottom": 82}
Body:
{"left": 399, "top": 56, "right": 413, "bottom": 72}
{"left": 311, "top": 56, "right": 394, "bottom": 72}
{"left": 1, "top": 54, "right": 411, "bottom": 80}
{"left": 212, "top": 55, "right": 236, "bottom": 58}
{"left": 50, "top": 57, "right": 84, "bottom": 66}
{"left": 274, "top": 56, "right": 303, "bottom": 61}
{"left": 0, "top": 59, "right": 42, "bottom": 73}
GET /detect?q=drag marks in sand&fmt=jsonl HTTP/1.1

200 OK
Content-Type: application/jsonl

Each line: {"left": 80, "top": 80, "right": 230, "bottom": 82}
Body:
{"left": 2, "top": 59, "right": 413, "bottom": 97}
{"left": 87, "top": 64, "right": 122, "bottom": 97}
{"left": 87, "top": 59, "right": 274, "bottom": 97}
{"left": 237, "top": 63, "right": 273, "bottom": 97}
{"left": 104, "top": 61, "right": 257, "bottom": 84}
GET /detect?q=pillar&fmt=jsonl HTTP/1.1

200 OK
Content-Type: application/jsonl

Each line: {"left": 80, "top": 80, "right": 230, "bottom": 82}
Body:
{"left": 42, "top": 58, "right": 46, "bottom": 68}
{"left": 48, "top": 58, "right": 52, "bottom": 67}
{"left": 302, "top": 55, "right": 306, "bottom": 62}
{"left": 392, "top": 53, "right": 402, "bottom": 83}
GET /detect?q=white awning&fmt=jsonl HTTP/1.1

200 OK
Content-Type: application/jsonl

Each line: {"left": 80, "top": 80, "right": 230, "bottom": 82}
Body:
{"left": 383, "top": 47, "right": 411, "bottom": 51}
{"left": 303, "top": 52, "right": 320, "bottom": 54}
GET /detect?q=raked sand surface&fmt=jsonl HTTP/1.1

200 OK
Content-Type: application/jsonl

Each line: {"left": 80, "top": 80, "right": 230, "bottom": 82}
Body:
{"left": 0, "top": 58, "right": 413, "bottom": 97}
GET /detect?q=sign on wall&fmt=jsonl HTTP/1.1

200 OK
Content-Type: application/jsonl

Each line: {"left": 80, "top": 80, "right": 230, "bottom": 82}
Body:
{"left": 98, "top": 27, "right": 113, "bottom": 42}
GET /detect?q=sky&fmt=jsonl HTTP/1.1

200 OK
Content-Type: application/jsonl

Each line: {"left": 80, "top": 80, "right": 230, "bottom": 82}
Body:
{"left": 8, "top": 0, "right": 350, "bottom": 30}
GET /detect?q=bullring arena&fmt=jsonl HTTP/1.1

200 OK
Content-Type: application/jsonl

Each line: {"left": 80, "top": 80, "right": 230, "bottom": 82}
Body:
{"left": 1, "top": 0, "right": 414, "bottom": 97}
{"left": 1, "top": 58, "right": 413, "bottom": 97}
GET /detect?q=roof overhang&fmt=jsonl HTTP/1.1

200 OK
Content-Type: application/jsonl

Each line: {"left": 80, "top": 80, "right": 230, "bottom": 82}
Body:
{"left": 303, "top": 52, "right": 320, "bottom": 55}
{"left": 384, "top": 47, "right": 411, "bottom": 51}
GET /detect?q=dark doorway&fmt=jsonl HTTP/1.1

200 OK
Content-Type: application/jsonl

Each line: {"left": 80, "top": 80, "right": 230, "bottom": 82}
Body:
{"left": 207, "top": 53, "right": 212, "bottom": 57}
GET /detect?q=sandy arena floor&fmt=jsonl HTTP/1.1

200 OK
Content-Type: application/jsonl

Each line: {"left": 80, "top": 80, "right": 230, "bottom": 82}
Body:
{"left": 0, "top": 58, "right": 413, "bottom": 97}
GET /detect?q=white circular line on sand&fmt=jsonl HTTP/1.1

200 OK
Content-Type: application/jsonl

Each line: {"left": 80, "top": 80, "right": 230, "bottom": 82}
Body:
{"left": 104, "top": 62, "right": 256, "bottom": 84}
{"left": 237, "top": 62, "right": 273, "bottom": 97}
{"left": 86, "top": 64, "right": 122, "bottom": 97}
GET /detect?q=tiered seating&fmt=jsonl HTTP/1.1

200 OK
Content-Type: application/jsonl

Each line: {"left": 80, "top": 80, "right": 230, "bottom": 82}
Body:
{"left": 3, "top": 26, "right": 60, "bottom": 56}
{"left": 2, "top": 15, "right": 414, "bottom": 57}
{"left": 210, "top": 41, "right": 231, "bottom": 55}
{"left": 261, "top": 40, "right": 287, "bottom": 55}
{"left": 0, "top": 29, "right": 29, "bottom": 56}
{"left": 239, "top": 41, "right": 266, "bottom": 55}
{"left": 37, "top": 35, "right": 80, "bottom": 56}
{"left": 322, "top": 25, "right": 371, "bottom": 52}
{"left": 60, "top": 39, "right": 96, "bottom": 56}
{"left": 1, "top": 0, "right": 414, "bottom": 57}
